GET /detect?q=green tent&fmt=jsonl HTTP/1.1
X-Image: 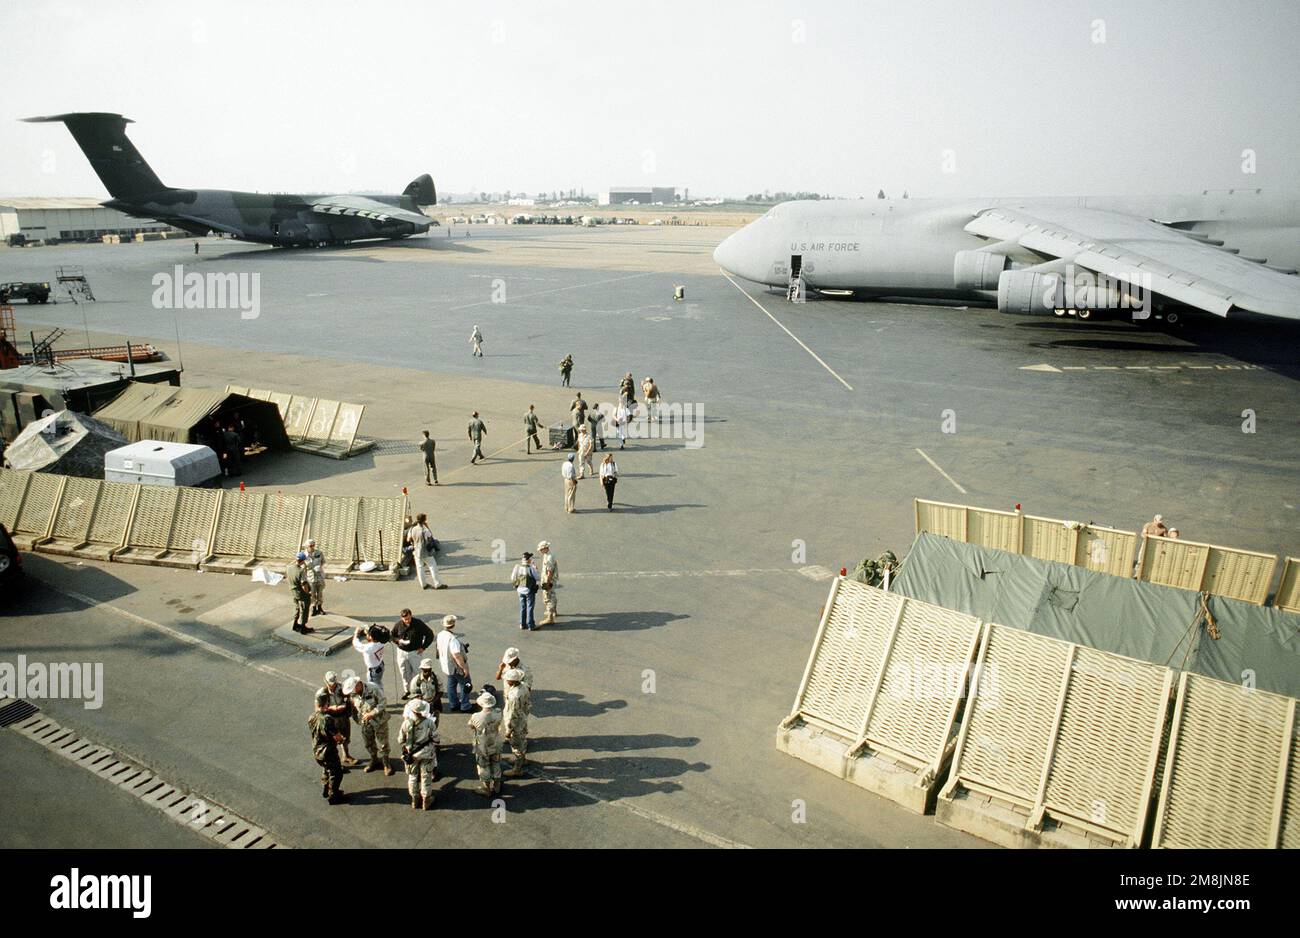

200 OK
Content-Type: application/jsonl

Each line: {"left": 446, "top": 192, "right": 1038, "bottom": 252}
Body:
{"left": 93, "top": 381, "right": 288, "bottom": 449}
{"left": 892, "top": 532, "right": 1300, "bottom": 698}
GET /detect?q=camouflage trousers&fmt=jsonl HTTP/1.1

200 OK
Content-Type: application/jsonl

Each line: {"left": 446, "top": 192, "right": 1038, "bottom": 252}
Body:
{"left": 406, "top": 758, "right": 437, "bottom": 799}
{"left": 541, "top": 586, "right": 557, "bottom": 620}
{"left": 359, "top": 715, "right": 390, "bottom": 760}
{"left": 505, "top": 725, "right": 528, "bottom": 757}
{"left": 475, "top": 751, "right": 502, "bottom": 786}
{"left": 310, "top": 579, "right": 325, "bottom": 608}
{"left": 316, "top": 753, "right": 343, "bottom": 795}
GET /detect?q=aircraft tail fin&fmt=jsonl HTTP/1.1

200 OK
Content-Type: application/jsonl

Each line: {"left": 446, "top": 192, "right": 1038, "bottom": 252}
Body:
{"left": 403, "top": 173, "right": 436, "bottom": 207}
{"left": 22, "top": 112, "right": 168, "bottom": 200}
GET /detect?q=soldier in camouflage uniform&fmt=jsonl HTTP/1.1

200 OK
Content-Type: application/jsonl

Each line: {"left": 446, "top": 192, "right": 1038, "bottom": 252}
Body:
{"left": 288, "top": 552, "right": 314, "bottom": 634}
{"left": 408, "top": 658, "right": 443, "bottom": 715}
{"left": 501, "top": 668, "right": 532, "bottom": 778}
{"left": 495, "top": 647, "right": 533, "bottom": 691}
{"left": 308, "top": 710, "right": 346, "bottom": 804}
{"left": 303, "top": 539, "right": 327, "bottom": 615}
{"left": 468, "top": 691, "right": 502, "bottom": 797}
{"left": 315, "top": 670, "right": 359, "bottom": 766}
{"left": 344, "top": 675, "right": 394, "bottom": 775}
{"left": 399, "top": 698, "right": 440, "bottom": 810}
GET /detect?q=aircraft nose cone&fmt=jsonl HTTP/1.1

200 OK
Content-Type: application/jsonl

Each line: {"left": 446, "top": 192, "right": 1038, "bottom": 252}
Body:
{"left": 713, "top": 230, "right": 746, "bottom": 276}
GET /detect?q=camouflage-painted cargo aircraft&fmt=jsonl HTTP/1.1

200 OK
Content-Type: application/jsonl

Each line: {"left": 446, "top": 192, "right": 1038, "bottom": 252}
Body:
{"left": 24, "top": 112, "right": 437, "bottom": 247}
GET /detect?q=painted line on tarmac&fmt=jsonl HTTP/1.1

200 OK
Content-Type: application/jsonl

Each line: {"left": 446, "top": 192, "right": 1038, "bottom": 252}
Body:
{"left": 48, "top": 581, "right": 750, "bottom": 849}
{"left": 446, "top": 271, "right": 655, "bottom": 312}
{"left": 51, "top": 585, "right": 316, "bottom": 690}
{"left": 914, "top": 448, "right": 968, "bottom": 495}
{"left": 721, "top": 270, "right": 854, "bottom": 391}
{"left": 440, "top": 435, "right": 533, "bottom": 479}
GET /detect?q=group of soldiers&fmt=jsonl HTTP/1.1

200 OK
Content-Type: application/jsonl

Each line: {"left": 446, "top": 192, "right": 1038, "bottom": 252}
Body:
{"left": 308, "top": 640, "right": 534, "bottom": 808}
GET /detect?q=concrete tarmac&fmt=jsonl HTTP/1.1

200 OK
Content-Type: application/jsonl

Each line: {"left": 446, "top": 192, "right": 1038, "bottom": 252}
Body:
{"left": 0, "top": 226, "right": 1295, "bottom": 849}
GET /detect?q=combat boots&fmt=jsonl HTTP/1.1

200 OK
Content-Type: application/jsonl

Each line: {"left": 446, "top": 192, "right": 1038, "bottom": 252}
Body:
{"left": 364, "top": 759, "right": 382, "bottom": 773}
{"left": 505, "top": 755, "right": 526, "bottom": 778}
{"left": 411, "top": 795, "right": 420, "bottom": 810}
{"left": 383, "top": 760, "right": 395, "bottom": 776}
{"left": 328, "top": 790, "right": 346, "bottom": 805}
{"left": 422, "top": 795, "right": 434, "bottom": 810}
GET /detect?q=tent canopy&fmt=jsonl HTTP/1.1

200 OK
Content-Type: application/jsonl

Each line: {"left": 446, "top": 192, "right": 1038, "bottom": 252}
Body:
{"left": 892, "top": 532, "right": 1300, "bottom": 699}
{"left": 94, "top": 382, "right": 289, "bottom": 449}
{"left": 3, "top": 409, "right": 128, "bottom": 477}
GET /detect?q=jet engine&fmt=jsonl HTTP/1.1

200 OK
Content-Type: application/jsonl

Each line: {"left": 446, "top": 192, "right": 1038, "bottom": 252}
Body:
{"left": 953, "top": 250, "right": 1008, "bottom": 290}
{"left": 997, "top": 268, "right": 1148, "bottom": 318}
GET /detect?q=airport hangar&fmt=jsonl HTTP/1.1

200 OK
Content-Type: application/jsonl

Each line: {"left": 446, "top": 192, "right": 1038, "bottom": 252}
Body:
{"left": 0, "top": 197, "right": 177, "bottom": 245}
{"left": 599, "top": 186, "right": 682, "bottom": 206}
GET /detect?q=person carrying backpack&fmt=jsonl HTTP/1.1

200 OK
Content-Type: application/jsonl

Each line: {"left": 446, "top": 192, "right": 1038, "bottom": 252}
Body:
{"left": 511, "top": 551, "right": 540, "bottom": 631}
{"left": 407, "top": 512, "right": 446, "bottom": 590}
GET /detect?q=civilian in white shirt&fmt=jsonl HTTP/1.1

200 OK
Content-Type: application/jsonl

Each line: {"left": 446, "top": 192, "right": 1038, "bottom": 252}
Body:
{"left": 352, "top": 625, "right": 387, "bottom": 699}
{"left": 435, "top": 615, "right": 474, "bottom": 713}
{"left": 562, "top": 454, "right": 578, "bottom": 514}
{"left": 613, "top": 401, "right": 629, "bottom": 449}
{"left": 599, "top": 453, "right": 619, "bottom": 510}
{"left": 407, "top": 512, "right": 446, "bottom": 590}
{"left": 510, "top": 551, "right": 539, "bottom": 631}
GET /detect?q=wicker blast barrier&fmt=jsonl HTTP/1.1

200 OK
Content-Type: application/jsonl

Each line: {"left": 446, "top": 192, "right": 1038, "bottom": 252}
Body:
{"left": 227, "top": 385, "right": 373, "bottom": 459}
{"left": 0, "top": 468, "right": 406, "bottom": 581}
{"left": 936, "top": 624, "right": 1172, "bottom": 848}
{"left": 915, "top": 497, "right": 1283, "bottom": 604}
{"left": 776, "top": 578, "right": 983, "bottom": 813}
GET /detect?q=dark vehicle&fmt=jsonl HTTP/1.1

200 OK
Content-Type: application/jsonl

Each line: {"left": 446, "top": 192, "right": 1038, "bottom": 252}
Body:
{"left": 0, "top": 522, "right": 22, "bottom": 589}
{"left": 0, "top": 281, "right": 52, "bottom": 304}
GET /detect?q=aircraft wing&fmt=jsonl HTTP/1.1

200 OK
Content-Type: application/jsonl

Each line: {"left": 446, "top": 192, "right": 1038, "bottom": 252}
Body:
{"left": 964, "top": 205, "right": 1300, "bottom": 320}
{"left": 308, "top": 194, "right": 433, "bottom": 228}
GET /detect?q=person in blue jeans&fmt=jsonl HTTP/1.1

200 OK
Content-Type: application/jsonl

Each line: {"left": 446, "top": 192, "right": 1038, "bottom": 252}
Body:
{"left": 511, "top": 552, "right": 539, "bottom": 631}
{"left": 436, "top": 615, "right": 474, "bottom": 712}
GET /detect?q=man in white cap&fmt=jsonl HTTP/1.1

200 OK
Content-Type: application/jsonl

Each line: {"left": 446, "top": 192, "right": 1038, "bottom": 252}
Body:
{"left": 495, "top": 647, "right": 533, "bottom": 691}
{"left": 1141, "top": 513, "right": 1168, "bottom": 539}
{"left": 303, "top": 538, "right": 327, "bottom": 615}
{"left": 408, "top": 657, "right": 443, "bottom": 714}
{"left": 315, "top": 670, "right": 359, "bottom": 766}
{"left": 501, "top": 668, "right": 532, "bottom": 778}
{"left": 537, "top": 541, "right": 558, "bottom": 626}
{"left": 344, "top": 675, "right": 394, "bottom": 775}
{"left": 468, "top": 691, "right": 502, "bottom": 797}
{"left": 399, "top": 698, "right": 440, "bottom": 810}
{"left": 435, "top": 615, "right": 473, "bottom": 713}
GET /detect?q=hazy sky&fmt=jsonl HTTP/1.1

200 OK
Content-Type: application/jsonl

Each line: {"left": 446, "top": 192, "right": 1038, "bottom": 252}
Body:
{"left": 3, "top": 0, "right": 1298, "bottom": 200}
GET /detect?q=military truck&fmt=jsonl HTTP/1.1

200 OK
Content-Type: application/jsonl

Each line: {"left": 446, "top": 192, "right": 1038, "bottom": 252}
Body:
{"left": 0, "top": 281, "right": 52, "bottom": 304}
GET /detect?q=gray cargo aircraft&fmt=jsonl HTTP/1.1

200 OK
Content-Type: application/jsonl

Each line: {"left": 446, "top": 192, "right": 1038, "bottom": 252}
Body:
{"left": 713, "top": 194, "right": 1300, "bottom": 322}
{"left": 24, "top": 112, "right": 437, "bottom": 247}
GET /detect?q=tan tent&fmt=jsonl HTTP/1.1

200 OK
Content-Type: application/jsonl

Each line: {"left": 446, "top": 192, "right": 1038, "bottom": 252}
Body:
{"left": 93, "top": 382, "right": 289, "bottom": 449}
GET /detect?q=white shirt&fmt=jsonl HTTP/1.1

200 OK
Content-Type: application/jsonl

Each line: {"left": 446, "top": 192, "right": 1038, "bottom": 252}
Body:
{"left": 436, "top": 629, "right": 465, "bottom": 677}
{"left": 408, "top": 523, "right": 433, "bottom": 556}
{"left": 562, "top": 460, "right": 576, "bottom": 481}
{"left": 352, "top": 635, "right": 384, "bottom": 670}
{"left": 511, "top": 561, "right": 537, "bottom": 594}
{"left": 600, "top": 460, "right": 618, "bottom": 481}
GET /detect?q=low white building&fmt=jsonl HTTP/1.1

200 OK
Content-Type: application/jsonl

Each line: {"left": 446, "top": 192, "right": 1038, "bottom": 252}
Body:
{"left": 0, "top": 197, "right": 176, "bottom": 245}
